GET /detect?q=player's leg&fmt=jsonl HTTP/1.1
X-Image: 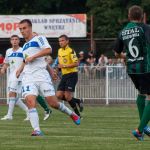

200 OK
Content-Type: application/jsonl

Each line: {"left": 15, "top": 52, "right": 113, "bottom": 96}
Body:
{"left": 64, "top": 73, "right": 82, "bottom": 117}
{"left": 16, "top": 98, "right": 29, "bottom": 121}
{"left": 71, "top": 97, "right": 84, "bottom": 112}
{"left": 1, "top": 82, "right": 18, "bottom": 120}
{"left": 136, "top": 94, "right": 146, "bottom": 120}
{"left": 41, "top": 82, "right": 80, "bottom": 125}
{"left": 36, "top": 95, "right": 52, "bottom": 120}
{"left": 129, "top": 74, "right": 146, "bottom": 120}
{"left": 56, "top": 78, "right": 80, "bottom": 115}
{"left": 15, "top": 82, "right": 29, "bottom": 121}
{"left": 46, "top": 95, "right": 80, "bottom": 125}
{"left": 1, "top": 91, "right": 17, "bottom": 120}
{"left": 131, "top": 74, "right": 150, "bottom": 140}
{"left": 64, "top": 91, "right": 81, "bottom": 117}
{"left": 22, "top": 83, "right": 43, "bottom": 136}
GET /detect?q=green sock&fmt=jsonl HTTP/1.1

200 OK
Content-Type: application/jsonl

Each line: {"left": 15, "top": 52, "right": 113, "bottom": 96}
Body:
{"left": 37, "top": 95, "right": 50, "bottom": 112}
{"left": 136, "top": 94, "right": 146, "bottom": 120}
{"left": 138, "top": 101, "right": 150, "bottom": 133}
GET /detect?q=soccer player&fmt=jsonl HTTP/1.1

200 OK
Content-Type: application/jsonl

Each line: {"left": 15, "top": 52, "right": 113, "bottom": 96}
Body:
{"left": 56, "top": 35, "right": 84, "bottom": 117}
{"left": 0, "top": 35, "right": 29, "bottom": 121}
{"left": 113, "top": 5, "right": 150, "bottom": 141}
{"left": 17, "top": 19, "right": 80, "bottom": 136}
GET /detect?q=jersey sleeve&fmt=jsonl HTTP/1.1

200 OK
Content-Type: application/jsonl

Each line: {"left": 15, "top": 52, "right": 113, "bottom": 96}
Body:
{"left": 143, "top": 24, "right": 150, "bottom": 43}
{"left": 113, "top": 32, "right": 124, "bottom": 54}
{"left": 3, "top": 50, "right": 9, "bottom": 64}
{"left": 37, "top": 36, "right": 52, "bottom": 50}
{"left": 70, "top": 49, "right": 78, "bottom": 63}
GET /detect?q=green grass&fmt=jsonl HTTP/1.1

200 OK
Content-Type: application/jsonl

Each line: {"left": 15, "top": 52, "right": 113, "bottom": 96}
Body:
{"left": 0, "top": 105, "right": 150, "bottom": 150}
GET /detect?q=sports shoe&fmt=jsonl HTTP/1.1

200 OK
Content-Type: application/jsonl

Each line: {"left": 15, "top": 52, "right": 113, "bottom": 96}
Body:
{"left": 24, "top": 116, "right": 30, "bottom": 121}
{"left": 43, "top": 110, "right": 52, "bottom": 121}
{"left": 70, "top": 113, "right": 80, "bottom": 125}
{"left": 144, "top": 126, "right": 150, "bottom": 137}
{"left": 132, "top": 129, "right": 144, "bottom": 141}
{"left": 1, "top": 115, "right": 13, "bottom": 120}
{"left": 79, "top": 98, "right": 84, "bottom": 112}
{"left": 31, "top": 130, "right": 44, "bottom": 136}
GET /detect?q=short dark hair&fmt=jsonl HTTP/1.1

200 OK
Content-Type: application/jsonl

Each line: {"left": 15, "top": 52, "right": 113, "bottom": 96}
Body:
{"left": 19, "top": 19, "right": 32, "bottom": 27}
{"left": 10, "top": 35, "right": 20, "bottom": 40}
{"left": 59, "top": 34, "right": 69, "bottom": 40}
{"left": 128, "top": 5, "right": 143, "bottom": 21}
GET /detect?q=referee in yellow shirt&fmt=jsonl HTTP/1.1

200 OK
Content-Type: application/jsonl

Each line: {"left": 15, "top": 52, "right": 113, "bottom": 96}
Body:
{"left": 56, "top": 34, "right": 83, "bottom": 117}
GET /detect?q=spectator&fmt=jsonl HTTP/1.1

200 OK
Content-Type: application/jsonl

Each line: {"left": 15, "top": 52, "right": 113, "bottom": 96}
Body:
{"left": 115, "top": 58, "right": 125, "bottom": 79}
{"left": 85, "top": 51, "right": 97, "bottom": 77}
{"left": 107, "top": 58, "right": 115, "bottom": 79}
{"left": 95, "top": 54, "right": 108, "bottom": 78}
{"left": 0, "top": 54, "right": 4, "bottom": 65}
{"left": 78, "top": 51, "right": 87, "bottom": 73}
{"left": 98, "top": 54, "right": 108, "bottom": 66}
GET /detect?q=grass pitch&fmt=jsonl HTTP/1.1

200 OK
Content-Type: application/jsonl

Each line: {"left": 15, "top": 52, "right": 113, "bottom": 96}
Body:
{"left": 0, "top": 105, "right": 150, "bottom": 150}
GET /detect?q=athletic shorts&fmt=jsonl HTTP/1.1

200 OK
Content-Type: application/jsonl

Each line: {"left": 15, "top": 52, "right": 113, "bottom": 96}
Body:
{"left": 22, "top": 81, "right": 55, "bottom": 98}
{"left": 8, "top": 81, "right": 22, "bottom": 94}
{"left": 128, "top": 73, "right": 150, "bottom": 95}
{"left": 57, "top": 72, "right": 78, "bottom": 92}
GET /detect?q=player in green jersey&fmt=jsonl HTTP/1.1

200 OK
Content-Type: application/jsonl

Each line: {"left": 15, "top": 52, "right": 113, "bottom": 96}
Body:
{"left": 114, "top": 5, "right": 150, "bottom": 141}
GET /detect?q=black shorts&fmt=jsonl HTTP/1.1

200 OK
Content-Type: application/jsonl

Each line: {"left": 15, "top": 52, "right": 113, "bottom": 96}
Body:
{"left": 57, "top": 72, "right": 78, "bottom": 92}
{"left": 129, "top": 73, "right": 150, "bottom": 95}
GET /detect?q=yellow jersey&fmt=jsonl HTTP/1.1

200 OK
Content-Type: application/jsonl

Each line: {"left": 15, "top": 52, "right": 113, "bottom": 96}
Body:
{"left": 58, "top": 45, "right": 78, "bottom": 75}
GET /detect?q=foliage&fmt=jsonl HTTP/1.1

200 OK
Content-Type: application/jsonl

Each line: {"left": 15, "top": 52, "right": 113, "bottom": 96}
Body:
{"left": 0, "top": 0, "right": 150, "bottom": 37}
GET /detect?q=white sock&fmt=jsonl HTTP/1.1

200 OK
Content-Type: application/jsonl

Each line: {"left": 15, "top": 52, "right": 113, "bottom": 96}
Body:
{"left": 7, "top": 97, "right": 17, "bottom": 117}
{"left": 58, "top": 102, "right": 73, "bottom": 116}
{"left": 16, "top": 98, "right": 29, "bottom": 115}
{"left": 29, "top": 108, "right": 40, "bottom": 131}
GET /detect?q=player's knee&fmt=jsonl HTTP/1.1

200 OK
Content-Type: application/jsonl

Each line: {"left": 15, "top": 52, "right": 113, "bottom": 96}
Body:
{"left": 56, "top": 92, "right": 64, "bottom": 100}
{"left": 9, "top": 92, "right": 16, "bottom": 97}
{"left": 25, "top": 96, "right": 36, "bottom": 108}
{"left": 64, "top": 93, "right": 72, "bottom": 101}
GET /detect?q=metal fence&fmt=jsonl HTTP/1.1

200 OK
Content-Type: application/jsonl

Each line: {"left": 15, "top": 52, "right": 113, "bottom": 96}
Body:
{"left": 0, "top": 67, "right": 7, "bottom": 101}
{"left": 0, "top": 66, "right": 138, "bottom": 104}
{"left": 75, "top": 65, "right": 138, "bottom": 104}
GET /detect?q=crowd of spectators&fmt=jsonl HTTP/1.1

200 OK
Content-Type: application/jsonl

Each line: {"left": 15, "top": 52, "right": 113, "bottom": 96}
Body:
{"left": 0, "top": 49, "right": 126, "bottom": 79}
{"left": 77, "top": 51, "right": 126, "bottom": 79}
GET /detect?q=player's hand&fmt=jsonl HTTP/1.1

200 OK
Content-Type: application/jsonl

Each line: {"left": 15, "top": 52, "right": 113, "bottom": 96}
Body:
{"left": 58, "top": 64, "right": 67, "bottom": 69}
{"left": 0, "top": 68, "right": 5, "bottom": 75}
{"left": 58, "top": 64, "right": 63, "bottom": 69}
{"left": 16, "top": 69, "right": 21, "bottom": 78}
{"left": 51, "top": 73, "right": 58, "bottom": 81}
{"left": 25, "top": 56, "right": 35, "bottom": 63}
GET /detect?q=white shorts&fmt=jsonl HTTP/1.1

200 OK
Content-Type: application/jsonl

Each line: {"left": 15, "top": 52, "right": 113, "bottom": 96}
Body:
{"left": 8, "top": 81, "right": 22, "bottom": 94}
{"left": 22, "top": 81, "right": 55, "bottom": 98}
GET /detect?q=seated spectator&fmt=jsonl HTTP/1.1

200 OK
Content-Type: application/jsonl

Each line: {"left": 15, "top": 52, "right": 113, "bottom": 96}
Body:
{"left": 115, "top": 58, "right": 125, "bottom": 79}
{"left": 78, "top": 51, "right": 87, "bottom": 73}
{"left": 107, "top": 58, "right": 115, "bottom": 79}
{"left": 85, "top": 51, "right": 97, "bottom": 77}
{"left": 98, "top": 54, "right": 108, "bottom": 66}
{"left": 95, "top": 54, "right": 108, "bottom": 78}
{"left": 0, "top": 54, "right": 4, "bottom": 66}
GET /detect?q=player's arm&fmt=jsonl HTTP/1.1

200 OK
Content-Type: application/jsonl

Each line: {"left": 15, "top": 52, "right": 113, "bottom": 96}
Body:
{"left": 46, "top": 65, "right": 58, "bottom": 81}
{"left": 0, "top": 63, "right": 9, "bottom": 74}
{"left": 16, "top": 62, "right": 25, "bottom": 78}
{"left": 25, "top": 48, "right": 51, "bottom": 63}
{"left": 25, "top": 36, "right": 52, "bottom": 63}
{"left": 113, "top": 35, "right": 125, "bottom": 59}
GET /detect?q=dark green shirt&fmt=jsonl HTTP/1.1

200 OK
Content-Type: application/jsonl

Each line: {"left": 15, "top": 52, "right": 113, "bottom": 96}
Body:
{"left": 114, "top": 22, "right": 150, "bottom": 74}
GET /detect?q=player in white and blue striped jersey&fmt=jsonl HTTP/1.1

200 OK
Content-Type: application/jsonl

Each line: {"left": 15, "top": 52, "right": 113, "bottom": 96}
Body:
{"left": 0, "top": 35, "right": 29, "bottom": 121}
{"left": 17, "top": 19, "right": 80, "bottom": 136}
